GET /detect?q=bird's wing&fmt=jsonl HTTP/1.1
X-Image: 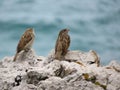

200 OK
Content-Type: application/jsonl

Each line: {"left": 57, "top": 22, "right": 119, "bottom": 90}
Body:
{"left": 17, "top": 32, "right": 32, "bottom": 53}
{"left": 62, "top": 35, "right": 70, "bottom": 55}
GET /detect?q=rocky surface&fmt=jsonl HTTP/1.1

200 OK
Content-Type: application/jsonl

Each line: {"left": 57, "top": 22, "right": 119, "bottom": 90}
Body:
{"left": 0, "top": 49, "right": 120, "bottom": 90}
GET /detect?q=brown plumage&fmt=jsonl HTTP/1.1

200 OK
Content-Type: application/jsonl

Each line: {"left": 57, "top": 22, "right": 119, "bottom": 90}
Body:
{"left": 55, "top": 29, "right": 70, "bottom": 60}
{"left": 13, "top": 28, "right": 35, "bottom": 61}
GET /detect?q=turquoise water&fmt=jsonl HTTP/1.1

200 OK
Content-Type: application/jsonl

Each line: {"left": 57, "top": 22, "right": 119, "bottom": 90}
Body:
{"left": 0, "top": 0, "right": 120, "bottom": 64}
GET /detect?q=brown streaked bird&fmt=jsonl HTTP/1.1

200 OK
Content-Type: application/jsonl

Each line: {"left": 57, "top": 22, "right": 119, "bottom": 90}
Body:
{"left": 13, "top": 28, "right": 35, "bottom": 61}
{"left": 55, "top": 29, "right": 70, "bottom": 60}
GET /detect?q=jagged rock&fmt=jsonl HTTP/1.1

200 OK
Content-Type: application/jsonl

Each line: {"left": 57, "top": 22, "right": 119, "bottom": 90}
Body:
{"left": 38, "top": 77, "right": 67, "bottom": 90}
{"left": 0, "top": 49, "right": 120, "bottom": 90}
{"left": 13, "top": 75, "right": 22, "bottom": 86}
{"left": 0, "top": 81, "right": 13, "bottom": 90}
{"left": 26, "top": 71, "right": 48, "bottom": 85}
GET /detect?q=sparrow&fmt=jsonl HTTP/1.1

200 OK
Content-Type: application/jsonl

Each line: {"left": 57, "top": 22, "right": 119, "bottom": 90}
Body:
{"left": 55, "top": 29, "right": 70, "bottom": 60}
{"left": 13, "top": 28, "right": 35, "bottom": 61}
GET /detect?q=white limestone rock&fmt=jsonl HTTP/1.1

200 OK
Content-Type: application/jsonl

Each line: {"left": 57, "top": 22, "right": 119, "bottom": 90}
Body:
{"left": 0, "top": 49, "right": 120, "bottom": 90}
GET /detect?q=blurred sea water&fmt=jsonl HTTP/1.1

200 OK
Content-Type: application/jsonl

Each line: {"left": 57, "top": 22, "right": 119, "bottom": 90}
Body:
{"left": 0, "top": 0, "right": 120, "bottom": 64}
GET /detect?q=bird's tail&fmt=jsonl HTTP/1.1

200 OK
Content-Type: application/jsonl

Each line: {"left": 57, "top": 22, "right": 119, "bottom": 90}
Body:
{"left": 13, "top": 53, "right": 18, "bottom": 61}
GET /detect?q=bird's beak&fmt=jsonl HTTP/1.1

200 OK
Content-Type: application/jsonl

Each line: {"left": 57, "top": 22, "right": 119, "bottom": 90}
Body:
{"left": 31, "top": 28, "right": 35, "bottom": 35}
{"left": 66, "top": 29, "right": 70, "bottom": 32}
